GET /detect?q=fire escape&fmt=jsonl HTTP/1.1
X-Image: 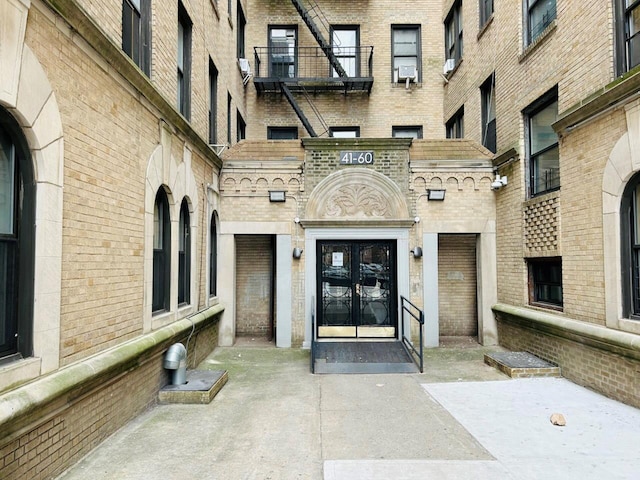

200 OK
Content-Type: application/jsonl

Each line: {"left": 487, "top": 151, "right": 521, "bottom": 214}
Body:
{"left": 253, "top": 0, "right": 374, "bottom": 137}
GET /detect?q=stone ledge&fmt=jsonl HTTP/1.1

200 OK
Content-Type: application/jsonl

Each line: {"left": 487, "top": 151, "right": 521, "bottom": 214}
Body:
{"left": 159, "top": 370, "right": 228, "bottom": 404}
{"left": 492, "top": 303, "right": 640, "bottom": 361}
{"left": 484, "top": 351, "right": 561, "bottom": 378}
{"left": 0, "top": 304, "right": 224, "bottom": 446}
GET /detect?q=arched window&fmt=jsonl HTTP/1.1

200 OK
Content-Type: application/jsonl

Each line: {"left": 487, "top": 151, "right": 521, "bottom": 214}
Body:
{"left": 622, "top": 172, "right": 640, "bottom": 319}
{"left": 153, "top": 188, "right": 170, "bottom": 313}
{"left": 210, "top": 211, "right": 217, "bottom": 297}
{"left": 0, "top": 110, "right": 35, "bottom": 360}
{"left": 178, "top": 198, "right": 190, "bottom": 305}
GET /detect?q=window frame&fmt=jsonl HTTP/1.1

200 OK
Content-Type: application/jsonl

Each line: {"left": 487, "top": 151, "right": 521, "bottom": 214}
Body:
{"left": 481, "top": 73, "right": 496, "bottom": 153}
{"left": 527, "top": 257, "right": 563, "bottom": 309}
{"left": 616, "top": 0, "right": 640, "bottom": 75}
{"left": 209, "top": 59, "right": 218, "bottom": 144}
{"left": 392, "top": 126, "right": 423, "bottom": 139}
{"left": 178, "top": 199, "right": 191, "bottom": 306}
{"left": 330, "top": 127, "right": 361, "bottom": 138}
{"left": 237, "top": 1, "right": 246, "bottom": 59}
{"left": 525, "top": 87, "right": 559, "bottom": 197}
{"left": 446, "top": 107, "right": 464, "bottom": 138}
{"left": 621, "top": 172, "right": 640, "bottom": 319}
{"left": 444, "top": 0, "right": 463, "bottom": 64}
{"left": 331, "top": 25, "right": 360, "bottom": 77}
{"left": 177, "top": 2, "right": 192, "bottom": 120}
{"left": 391, "top": 25, "right": 421, "bottom": 82}
{"left": 269, "top": 26, "right": 298, "bottom": 78}
{"left": 122, "top": 0, "right": 151, "bottom": 76}
{"left": 152, "top": 188, "right": 171, "bottom": 314}
{"left": 479, "top": 0, "right": 494, "bottom": 28}
{"left": 209, "top": 212, "right": 218, "bottom": 297}
{"left": 227, "top": 93, "right": 232, "bottom": 144}
{"left": 267, "top": 127, "right": 298, "bottom": 140}
{"left": 0, "top": 112, "right": 35, "bottom": 360}
{"left": 525, "top": 0, "right": 556, "bottom": 46}
{"left": 237, "top": 110, "right": 246, "bottom": 142}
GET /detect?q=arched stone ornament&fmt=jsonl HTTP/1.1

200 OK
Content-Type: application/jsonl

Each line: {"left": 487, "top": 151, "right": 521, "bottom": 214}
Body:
{"left": 0, "top": 0, "right": 65, "bottom": 385}
{"left": 304, "top": 169, "right": 412, "bottom": 226}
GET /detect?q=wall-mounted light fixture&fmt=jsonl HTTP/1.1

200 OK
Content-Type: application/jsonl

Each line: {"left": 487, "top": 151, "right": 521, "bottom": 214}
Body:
{"left": 427, "top": 189, "right": 446, "bottom": 201}
{"left": 491, "top": 173, "right": 508, "bottom": 191}
{"left": 411, "top": 246, "right": 423, "bottom": 258}
{"left": 293, "top": 247, "right": 303, "bottom": 259}
{"left": 269, "top": 190, "right": 286, "bottom": 202}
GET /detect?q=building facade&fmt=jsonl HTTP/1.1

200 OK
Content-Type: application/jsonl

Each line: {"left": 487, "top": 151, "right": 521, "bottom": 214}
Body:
{"left": 1, "top": 0, "right": 640, "bottom": 477}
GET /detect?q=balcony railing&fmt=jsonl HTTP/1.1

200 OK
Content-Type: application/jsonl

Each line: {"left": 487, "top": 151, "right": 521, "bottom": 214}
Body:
{"left": 253, "top": 46, "right": 374, "bottom": 94}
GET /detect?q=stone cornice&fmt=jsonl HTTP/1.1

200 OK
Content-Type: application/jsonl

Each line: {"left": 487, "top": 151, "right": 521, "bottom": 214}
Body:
{"left": 302, "top": 137, "right": 413, "bottom": 150}
{"left": 554, "top": 67, "right": 640, "bottom": 136}
{"left": 493, "top": 303, "right": 640, "bottom": 361}
{"left": 43, "top": 0, "right": 222, "bottom": 170}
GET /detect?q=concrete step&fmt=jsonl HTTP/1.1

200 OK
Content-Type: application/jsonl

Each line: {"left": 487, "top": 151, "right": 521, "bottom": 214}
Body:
{"left": 484, "top": 351, "right": 561, "bottom": 378}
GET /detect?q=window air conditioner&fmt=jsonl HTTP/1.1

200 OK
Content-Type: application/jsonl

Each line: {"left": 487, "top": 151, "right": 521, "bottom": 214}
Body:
{"left": 398, "top": 65, "right": 418, "bottom": 81}
{"left": 238, "top": 58, "right": 251, "bottom": 75}
{"left": 443, "top": 58, "right": 456, "bottom": 75}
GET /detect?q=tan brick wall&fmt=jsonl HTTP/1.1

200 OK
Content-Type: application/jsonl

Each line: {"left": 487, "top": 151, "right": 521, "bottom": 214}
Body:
{"left": 497, "top": 319, "right": 640, "bottom": 409}
{"left": 438, "top": 234, "right": 478, "bottom": 336}
{"left": 0, "top": 321, "right": 219, "bottom": 480}
{"left": 22, "top": 3, "right": 218, "bottom": 365}
{"left": 245, "top": 0, "right": 444, "bottom": 139}
{"left": 236, "top": 235, "right": 273, "bottom": 337}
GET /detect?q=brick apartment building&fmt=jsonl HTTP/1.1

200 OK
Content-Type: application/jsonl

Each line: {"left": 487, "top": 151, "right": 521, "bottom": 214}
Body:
{"left": 1, "top": 0, "right": 639, "bottom": 477}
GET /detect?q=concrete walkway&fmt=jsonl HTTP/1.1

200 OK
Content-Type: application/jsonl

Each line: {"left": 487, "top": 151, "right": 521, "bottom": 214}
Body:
{"left": 56, "top": 340, "right": 640, "bottom": 480}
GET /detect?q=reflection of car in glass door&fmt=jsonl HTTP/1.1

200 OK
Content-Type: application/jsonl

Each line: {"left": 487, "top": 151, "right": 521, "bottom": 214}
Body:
{"left": 317, "top": 241, "right": 397, "bottom": 338}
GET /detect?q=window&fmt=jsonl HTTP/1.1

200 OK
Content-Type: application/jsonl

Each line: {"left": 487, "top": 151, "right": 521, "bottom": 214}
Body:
{"left": 525, "top": 0, "right": 556, "bottom": 45}
{"left": 209, "top": 59, "right": 218, "bottom": 144}
{"left": 528, "top": 258, "right": 563, "bottom": 308}
{"left": 392, "top": 126, "right": 422, "bottom": 139}
{"left": 332, "top": 26, "right": 359, "bottom": 77}
{"left": 330, "top": 127, "right": 360, "bottom": 138}
{"left": 153, "top": 188, "right": 171, "bottom": 313}
{"left": 616, "top": 0, "right": 640, "bottom": 74}
{"left": 122, "top": 0, "right": 151, "bottom": 75}
{"left": 445, "top": 0, "right": 463, "bottom": 64}
{"left": 227, "top": 93, "right": 232, "bottom": 144}
{"left": 237, "top": 1, "right": 246, "bottom": 58}
{"left": 481, "top": 73, "right": 496, "bottom": 153}
{"left": 268, "top": 127, "right": 298, "bottom": 140}
{"left": 210, "top": 212, "right": 217, "bottom": 297}
{"left": 0, "top": 111, "right": 35, "bottom": 360}
{"left": 480, "top": 0, "right": 494, "bottom": 27}
{"left": 446, "top": 107, "right": 464, "bottom": 138}
{"left": 177, "top": 2, "right": 192, "bottom": 120}
{"left": 237, "top": 110, "right": 246, "bottom": 142}
{"left": 269, "top": 27, "right": 297, "bottom": 78}
{"left": 525, "top": 89, "right": 559, "bottom": 196}
{"left": 392, "top": 26, "right": 421, "bottom": 81}
{"left": 622, "top": 173, "right": 640, "bottom": 318}
{"left": 178, "top": 199, "right": 190, "bottom": 306}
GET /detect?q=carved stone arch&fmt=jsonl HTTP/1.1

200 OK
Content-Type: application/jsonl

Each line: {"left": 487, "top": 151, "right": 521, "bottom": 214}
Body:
{"left": 0, "top": 0, "right": 64, "bottom": 379}
{"left": 306, "top": 169, "right": 410, "bottom": 221}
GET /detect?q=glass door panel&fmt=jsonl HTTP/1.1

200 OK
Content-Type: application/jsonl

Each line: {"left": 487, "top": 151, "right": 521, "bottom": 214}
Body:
{"left": 317, "top": 241, "right": 396, "bottom": 338}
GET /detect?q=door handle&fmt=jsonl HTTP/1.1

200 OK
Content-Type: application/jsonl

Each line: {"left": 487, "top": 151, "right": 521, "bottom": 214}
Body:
{"left": 355, "top": 283, "right": 361, "bottom": 296}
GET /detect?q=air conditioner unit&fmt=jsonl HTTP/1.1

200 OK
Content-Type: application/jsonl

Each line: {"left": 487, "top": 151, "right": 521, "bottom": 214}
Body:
{"left": 443, "top": 58, "right": 456, "bottom": 75}
{"left": 238, "top": 58, "right": 251, "bottom": 75}
{"left": 398, "top": 65, "right": 418, "bottom": 81}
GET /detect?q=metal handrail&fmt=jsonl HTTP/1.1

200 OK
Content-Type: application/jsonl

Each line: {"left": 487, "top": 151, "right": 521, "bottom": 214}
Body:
{"left": 253, "top": 46, "right": 374, "bottom": 79}
{"left": 400, "top": 296, "right": 424, "bottom": 373}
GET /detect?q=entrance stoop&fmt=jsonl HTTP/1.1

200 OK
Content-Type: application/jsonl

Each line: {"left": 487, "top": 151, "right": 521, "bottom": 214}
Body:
{"left": 484, "top": 351, "right": 561, "bottom": 378}
{"left": 313, "top": 341, "right": 419, "bottom": 374}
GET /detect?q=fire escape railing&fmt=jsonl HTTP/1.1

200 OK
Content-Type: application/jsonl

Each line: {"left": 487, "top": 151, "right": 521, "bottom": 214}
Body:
{"left": 253, "top": 46, "right": 374, "bottom": 88}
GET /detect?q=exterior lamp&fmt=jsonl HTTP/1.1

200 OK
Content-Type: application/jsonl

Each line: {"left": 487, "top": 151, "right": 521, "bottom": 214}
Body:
{"left": 427, "top": 189, "right": 446, "bottom": 201}
{"left": 269, "top": 190, "right": 286, "bottom": 202}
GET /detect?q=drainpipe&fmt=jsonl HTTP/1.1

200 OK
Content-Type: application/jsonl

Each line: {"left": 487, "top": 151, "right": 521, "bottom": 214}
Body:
{"left": 163, "top": 343, "right": 187, "bottom": 385}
